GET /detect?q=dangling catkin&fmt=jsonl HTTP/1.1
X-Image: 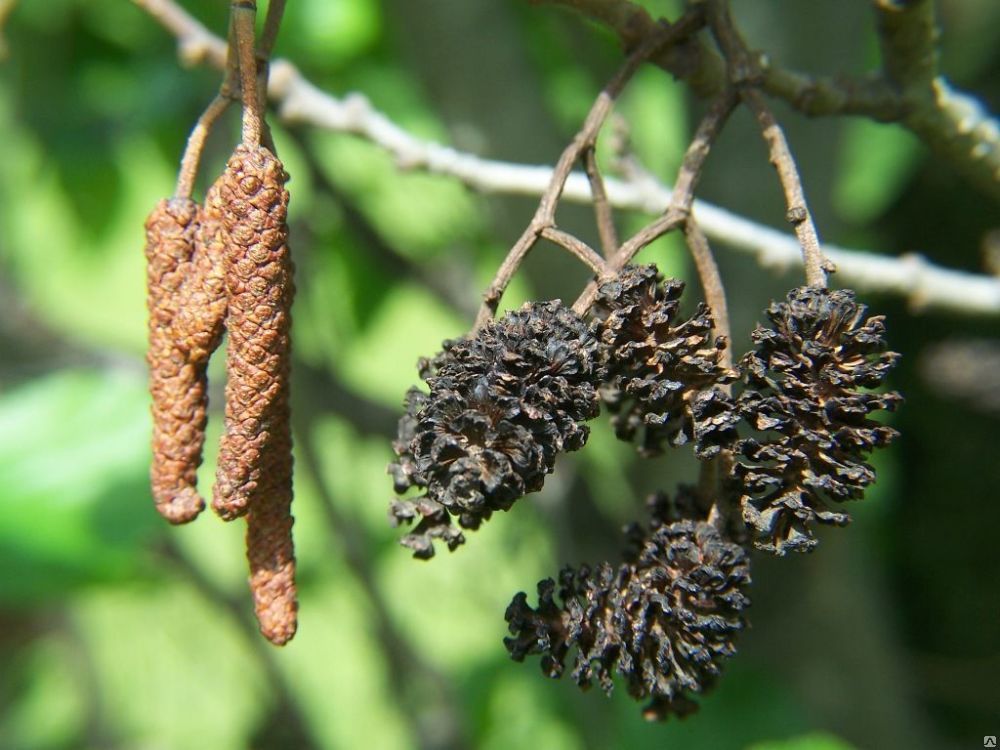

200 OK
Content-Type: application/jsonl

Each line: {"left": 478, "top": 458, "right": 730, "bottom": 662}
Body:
{"left": 146, "top": 197, "right": 210, "bottom": 524}
{"left": 211, "top": 143, "right": 297, "bottom": 644}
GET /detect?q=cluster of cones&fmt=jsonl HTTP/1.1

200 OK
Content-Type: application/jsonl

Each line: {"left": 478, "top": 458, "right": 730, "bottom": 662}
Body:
{"left": 144, "top": 142, "right": 297, "bottom": 646}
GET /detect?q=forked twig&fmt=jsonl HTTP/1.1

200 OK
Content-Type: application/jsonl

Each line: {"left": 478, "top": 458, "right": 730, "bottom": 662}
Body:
{"left": 175, "top": 95, "right": 233, "bottom": 199}
{"left": 707, "top": 0, "right": 829, "bottom": 288}
{"left": 573, "top": 89, "right": 737, "bottom": 313}
{"left": 173, "top": 13, "right": 243, "bottom": 198}
{"left": 473, "top": 10, "right": 707, "bottom": 331}
{"left": 136, "top": 0, "right": 1000, "bottom": 316}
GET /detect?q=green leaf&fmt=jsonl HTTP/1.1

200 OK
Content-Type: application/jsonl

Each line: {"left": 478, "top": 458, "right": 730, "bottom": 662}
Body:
{"left": 834, "top": 120, "right": 922, "bottom": 224}
{"left": 0, "top": 369, "right": 159, "bottom": 605}
{"left": 748, "top": 732, "right": 857, "bottom": 750}
{"left": 312, "top": 134, "right": 484, "bottom": 261}
{"left": 0, "top": 633, "right": 87, "bottom": 750}
{"left": 338, "top": 282, "right": 465, "bottom": 407}
{"left": 72, "top": 581, "right": 268, "bottom": 750}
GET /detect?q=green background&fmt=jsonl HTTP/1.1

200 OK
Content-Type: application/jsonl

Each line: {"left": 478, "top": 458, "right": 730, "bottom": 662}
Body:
{"left": 1, "top": 1, "right": 998, "bottom": 748}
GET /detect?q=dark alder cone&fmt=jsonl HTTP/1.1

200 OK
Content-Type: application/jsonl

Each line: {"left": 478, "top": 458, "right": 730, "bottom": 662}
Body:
{"left": 389, "top": 301, "right": 605, "bottom": 558}
{"left": 145, "top": 197, "right": 214, "bottom": 524}
{"left": 736, "top": 286, "right": 902, "bottom": 555}
{"left": 504, "top": 516, "right": 751, "bottom": 721}
{"left": 210, "top": 144, "right": 297, "bottom": 644}
{"left": 591, "top": 265, "right": 735, "bottom": 458}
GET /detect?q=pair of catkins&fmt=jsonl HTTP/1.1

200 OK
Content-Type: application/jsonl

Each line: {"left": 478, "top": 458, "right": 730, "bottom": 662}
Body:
{"left": 144, "top": 142, "right": 297, "bottom": 645}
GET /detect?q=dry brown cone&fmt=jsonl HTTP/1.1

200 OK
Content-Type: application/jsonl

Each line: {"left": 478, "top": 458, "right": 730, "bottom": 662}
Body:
{"left": 210, "top": 143, "right": 297, "bottom": 644}
{"left": 146, "top": 197, "right": 211, "bottom": 524}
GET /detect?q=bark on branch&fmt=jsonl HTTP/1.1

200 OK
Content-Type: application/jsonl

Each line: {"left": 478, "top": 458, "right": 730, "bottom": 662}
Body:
{"left": 133, "top": 0, "right": 1000, "bottom": 316}
{"left": 536, "top": 0, "right": 1000, "bottom": 202}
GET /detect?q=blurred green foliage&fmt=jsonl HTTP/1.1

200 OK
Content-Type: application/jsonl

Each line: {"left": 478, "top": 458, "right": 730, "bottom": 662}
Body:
{"left": 1, "top": 1, "right": 998, "bottom": 749}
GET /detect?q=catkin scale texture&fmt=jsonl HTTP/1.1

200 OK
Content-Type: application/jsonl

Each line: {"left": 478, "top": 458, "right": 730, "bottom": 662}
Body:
{"left": 211, "top": 144, "right": 297, "bottom": 645}
{"left": 146, "top": 197, "right": 211, "bottom": 524}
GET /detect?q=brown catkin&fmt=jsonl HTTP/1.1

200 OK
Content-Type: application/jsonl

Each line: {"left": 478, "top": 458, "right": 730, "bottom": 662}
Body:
{"left": 211, "top": 143, "right": 297, "bottom": 644}
{"left": 146, "top": 197, "right": 209, "bottom": 524}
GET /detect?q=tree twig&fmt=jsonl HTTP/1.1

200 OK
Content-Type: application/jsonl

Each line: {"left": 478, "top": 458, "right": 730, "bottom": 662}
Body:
{"left": 175, "top": 95, "right": 233, "bottom": 198}
{"left": 742, "top": 90, "right": 829, "bottom": 288}
{"left": 707, "top": 0, "right": 828, "bottom": 287}
{"left": 132, "top": 0, "right": 1000, "bottom": 315}
{"left": 572, "top": 88, "right": 737, "bottom": 313}
{"left": 684, "top": 217, "right": 731, "bottom": 369}
{"left": 583, "top": 147, "right": 619, "bottom": 258}
{"left": 872, "top": 0, "right": 1000, "bottom": 202}
{"left": 534, "top": 0, "right": 1000, "bottom": 202}
{"left": 258, "top": 0, "right": 287, "bottom": 60}
{"left": 471, "top": 13, "right": 705, "bottom": 330}
{"left": 540, "top": 226, "right": 609, "bottom": 276}
{"left": 232, "top": 0, "right": 262, "bottom": 147}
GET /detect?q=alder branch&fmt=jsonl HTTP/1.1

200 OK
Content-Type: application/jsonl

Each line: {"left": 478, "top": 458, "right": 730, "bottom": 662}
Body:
{"left": 872, "top": 0, "right": 1000, "bottom": 203}
{"left": 706, "top": 1, "right": 829, "bottom": 287}
{"left": 535, "top": 0, "right": 1000, "bottom": 202}
{"left": 133, "top": 0, "right": 1000, "bottom": 316}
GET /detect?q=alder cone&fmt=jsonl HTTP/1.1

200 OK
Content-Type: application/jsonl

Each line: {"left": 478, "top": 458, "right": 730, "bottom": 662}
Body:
{"left": 389, "top": 301, "right": 604, "bottom": 558}
{"left": 170, "top": 181, "right": 228, "bottom": 364}
{"left": 592, "top": 265, "right": 735, "bottom": 458}
{"left": 145, "top": 197, "right": 209, "bottom": 524}
{"left": 505, "top": 516, "right": 751, "bottom": 720}
{"left": 736, "top": 287, "right": 902, "bottom": 554}
{"left": 210, "top": 144, "right": 297, "bottom": 644}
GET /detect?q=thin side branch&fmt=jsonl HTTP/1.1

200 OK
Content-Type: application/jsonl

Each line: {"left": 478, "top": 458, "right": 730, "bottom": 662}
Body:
{"left": 742, "top": 90, "right": 829, "bottom": 288}
{"left": 583, "top": 147, "right": 619, "bottom": 258}
{"left": 872, "top": 0, "right": 1000, "bottom": 201}
{"left": 873, "top": 0, "right": 938, "bottom": 92}
{"left": 669, "top": 89, "right": 740, "bottom": 217}
{"left": 535, "top": 0, "right": 1000, "bottom": 202}
{"left": 573, "top": 88, "right": 737, "bottom": 312}
{"left": 258, "top": 0, "right": 287, "bottom": 59}
{"left": 175, "top": 94, "right": 233, "bottom": 198}
{"left": 134, "top": 0, "right": 1000, "bottom": 316}
{"left": 707, "top": 1, "right": 828, "bottom": 287}
{"left": 540, "top": 227, "right": 610, "bottom": 277}
{"left": 472, "top": 13, "right": 705, "bottom": 330}
{"left": 232, "top": 0, "right": 262, "bottom": 147}
{"left": 684, "top": 217, "right": 731, "bottom": 370}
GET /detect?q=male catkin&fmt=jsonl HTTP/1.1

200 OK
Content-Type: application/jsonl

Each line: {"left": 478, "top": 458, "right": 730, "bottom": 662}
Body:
{"left": 145, "top": 197, "right": 209, "bottom": 524}
{"left": 211, "top": 144, "right": 297, "bottom": 644}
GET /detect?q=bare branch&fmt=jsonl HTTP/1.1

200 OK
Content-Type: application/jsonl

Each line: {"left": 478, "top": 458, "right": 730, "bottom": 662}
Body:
{"left": 573, "top": 88, "right": 737, "bottom": 312}
{"left": 133, "top": 0, "right": 227, "bottom": 68}
{"left": 872, "top": 0, "right": 1000, "bottom": 202}
{"left": 536, "top": 0, "right": 1000, "bottom": 202}
{"left": 741, "top": 90, "right": 829, "bottom": 288}
{"left": 684, "top": 217, "right": 731, "bottom": 370}
{"left": 232, "top": 0, "right": 262, "bottom": 147}
{"left": 133, "top": 0, "right": 1000, "bottom": 316}
{"left": 707, "top": 1, "right": 828, "bottom": 287}
{"left": 873, "top": 0, "right": 938, "bottom": 92}
{"left": 258, "top": 0, "right": 287, "bottom": 60}
{"left": 540, "top": 227, "right": 610, "bottom": 278}
{"left": 470, "top": 13, "right": 705, "bottom": 330}
{"left": 175, "top": 94, "right": 233, "bottom": 198}
{"left": 583, "top": 147, "right": 619, "bottom": 258}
